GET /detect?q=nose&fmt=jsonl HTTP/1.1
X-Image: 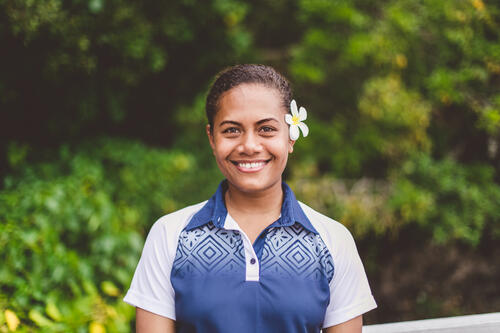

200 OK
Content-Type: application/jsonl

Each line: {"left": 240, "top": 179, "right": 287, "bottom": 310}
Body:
{"left": 238, "top": 131, "right": 262, "bottom": 155}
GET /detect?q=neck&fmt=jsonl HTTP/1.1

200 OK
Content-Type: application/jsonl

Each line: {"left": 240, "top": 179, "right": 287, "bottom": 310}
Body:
{"left": 224, "top": 180, "right": 283, "bottom": 217}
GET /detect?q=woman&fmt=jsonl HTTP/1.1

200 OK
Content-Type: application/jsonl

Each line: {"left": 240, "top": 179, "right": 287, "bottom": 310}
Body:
{"left": 124, "top": 64, "right": 377, "bottom": 332}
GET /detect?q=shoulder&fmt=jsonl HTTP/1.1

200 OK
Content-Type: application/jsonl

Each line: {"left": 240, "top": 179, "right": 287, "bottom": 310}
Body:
{"left": 154, "top": 201, "right": 207, "bottom": 228}
{"left": 298, "top": 201, "right": 356, "bottom": 256}
{"left": 146, "top": 201, "right": 207, "bottom": 243}
{"left": 298, "top": 201, "right": 353, "bottom": 238}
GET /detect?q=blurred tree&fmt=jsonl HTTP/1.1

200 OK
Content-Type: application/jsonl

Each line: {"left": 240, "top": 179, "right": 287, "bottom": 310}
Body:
{"left": 289, "top": 0, "right": 500, "bottom": 177}
{"left": 0, "top": 138, "right": 222, "bottom": 331}
{"left": 0, "top": 0, "right": 253, "bottom": 156}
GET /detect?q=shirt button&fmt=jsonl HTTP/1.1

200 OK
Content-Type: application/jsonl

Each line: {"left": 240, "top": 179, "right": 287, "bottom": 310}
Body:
{"left": 250, "top": 258, "right": 256, "bottom": 265}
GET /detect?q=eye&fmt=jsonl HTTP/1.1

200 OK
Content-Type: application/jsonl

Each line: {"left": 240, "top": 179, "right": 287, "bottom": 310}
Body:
{"left": 222, "top": 127, "right": 240, "bottom": 135}
{"left": 259, "top": 126, "right": 277, "bottom": 135}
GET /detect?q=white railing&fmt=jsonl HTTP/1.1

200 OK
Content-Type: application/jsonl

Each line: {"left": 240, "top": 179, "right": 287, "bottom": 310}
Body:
{"left": 363, "top": 312, "right": 500, "bottom": 333}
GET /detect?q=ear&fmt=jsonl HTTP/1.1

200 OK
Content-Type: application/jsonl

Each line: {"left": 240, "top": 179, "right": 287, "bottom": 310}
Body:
{"left": 288, "top": 139, "right": 295, "bottom": 154}
{"left": 206, "top": 124, "right": 216, "bottom": 152}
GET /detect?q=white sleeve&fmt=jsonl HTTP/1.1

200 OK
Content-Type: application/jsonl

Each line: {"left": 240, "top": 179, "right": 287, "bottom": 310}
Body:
{"left": 123, "top": 219, "right": 177, "bottom": 320}
{"left": 322, "top": 228, "right": 377, "bottom": 328}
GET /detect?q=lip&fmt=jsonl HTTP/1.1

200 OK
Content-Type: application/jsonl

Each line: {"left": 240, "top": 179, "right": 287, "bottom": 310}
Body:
{"left": 230, "top": 159, "right": 271, "bottom": 173}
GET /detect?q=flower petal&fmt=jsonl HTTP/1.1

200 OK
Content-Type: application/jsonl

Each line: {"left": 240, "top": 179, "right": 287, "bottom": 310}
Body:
{"left": 299, "top": 107, "right": 307, "bottom": 121}
{"left": 285, "top": 113, "right": 293, "bottom": 125}
{"left": 298, "top": 122, "right": 309, "bottom": 137}
{"left": 289, "top": 124, "right": 300, "bottom": 140}
{"left": 290, "top": 99, "right": 298, "bottom": 117}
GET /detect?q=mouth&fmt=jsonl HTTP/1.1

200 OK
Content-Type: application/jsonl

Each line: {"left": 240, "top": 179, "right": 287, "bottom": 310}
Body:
{"left": 231, "top": 159, "right": 271, "bottom": 172}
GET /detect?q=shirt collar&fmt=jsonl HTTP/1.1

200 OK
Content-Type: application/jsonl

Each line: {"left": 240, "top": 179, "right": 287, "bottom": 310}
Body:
{"left": 186, "top": 180, "right": 318, "bottom": 234}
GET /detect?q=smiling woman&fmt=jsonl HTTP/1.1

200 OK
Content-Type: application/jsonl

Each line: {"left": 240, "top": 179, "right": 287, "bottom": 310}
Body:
{"left": 207, "top": 83, "right": 292, "bottom": 197}
{"left": 123, "top": 64, "right": 377, "bottom": 333}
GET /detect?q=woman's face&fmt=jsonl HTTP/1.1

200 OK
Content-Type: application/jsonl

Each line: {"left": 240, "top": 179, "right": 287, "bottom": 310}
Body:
{"left": 207, "top": 83, "right": 294, "bottom": 195}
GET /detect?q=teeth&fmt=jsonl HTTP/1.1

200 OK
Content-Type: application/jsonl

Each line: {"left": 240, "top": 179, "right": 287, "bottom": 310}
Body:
{"left": 239, "top": 162, "right": 265, "bottom": 169}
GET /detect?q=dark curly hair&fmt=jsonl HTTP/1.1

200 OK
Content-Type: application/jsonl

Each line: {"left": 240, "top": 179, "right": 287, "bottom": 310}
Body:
{"left": 205, "top": 64, "right": 292, "bottom": 131}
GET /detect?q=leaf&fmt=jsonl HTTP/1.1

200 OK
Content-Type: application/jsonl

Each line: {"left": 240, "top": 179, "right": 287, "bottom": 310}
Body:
{"left": 89, "top": 321, "right": 106, "bottom": 333}
{"left": 46, "top": 301, "right": 62, "bottom": 321}
{"left": 4, "top": 309, "right": 20, "bottom": 331}
{"left": 28, "top": 309, "right": 53, "bottom": 327}
{"left": 101, "top": 281, "right": 120, "bottom": 297}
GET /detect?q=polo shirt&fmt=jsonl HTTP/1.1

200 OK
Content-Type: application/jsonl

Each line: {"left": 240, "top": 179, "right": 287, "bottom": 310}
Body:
{"left": 124, "top": 181, "right": 376, "bottom": 332}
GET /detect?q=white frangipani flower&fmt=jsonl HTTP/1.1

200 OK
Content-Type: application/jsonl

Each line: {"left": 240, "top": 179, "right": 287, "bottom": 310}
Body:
{"left": 285, "top": 99, "right": 309, "bottom": 140}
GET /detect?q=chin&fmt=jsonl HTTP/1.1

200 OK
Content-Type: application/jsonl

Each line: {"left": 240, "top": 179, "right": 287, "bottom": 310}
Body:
{"left": 227, "top": 177, "right": 280, "bottom": 194}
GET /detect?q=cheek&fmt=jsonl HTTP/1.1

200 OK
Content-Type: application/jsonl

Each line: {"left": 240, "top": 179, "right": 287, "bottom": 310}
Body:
{"left": 212, "top": 139, "right": 232, "bottom": 158}
{"left": 268, "top": 139, "right": 291, "bottom": 160}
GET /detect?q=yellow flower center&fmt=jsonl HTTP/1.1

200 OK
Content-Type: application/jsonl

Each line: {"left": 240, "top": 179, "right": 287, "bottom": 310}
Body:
{"left": 292, "top": 115, "right": 300, "bottom": 125}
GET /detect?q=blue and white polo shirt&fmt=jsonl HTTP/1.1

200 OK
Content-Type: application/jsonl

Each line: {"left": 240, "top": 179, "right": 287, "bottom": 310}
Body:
{"left": 124, "top": 181, "right": 376, "bottom": 332}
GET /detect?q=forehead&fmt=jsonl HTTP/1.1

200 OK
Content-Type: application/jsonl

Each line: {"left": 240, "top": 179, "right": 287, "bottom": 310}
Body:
{"left": 216, "top": 84, "right": 285, "bottom": 122}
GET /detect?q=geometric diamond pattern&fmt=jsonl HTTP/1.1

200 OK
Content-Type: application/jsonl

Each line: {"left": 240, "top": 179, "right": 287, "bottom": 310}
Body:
{"left": 284, "top": 241, "right": 313, "bottom": 273}
{"left": 261, "top": 223, "right": 334, "bottom": 282}
{"left": 269, "top": 227, "right": 293, "bottom": 251}
{"left": 172, "top": 221, "right": 334, "bottom": 282}
{"left": 172, "top": 222, "right": 245, "bottom": 278}
{"left": 196, "top": 236, "right": 227, "bottom": 269}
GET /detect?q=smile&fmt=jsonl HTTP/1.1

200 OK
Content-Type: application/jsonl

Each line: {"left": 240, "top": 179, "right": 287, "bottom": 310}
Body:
{"left": 231, "top": 159, "right": 271, "bottom": 172}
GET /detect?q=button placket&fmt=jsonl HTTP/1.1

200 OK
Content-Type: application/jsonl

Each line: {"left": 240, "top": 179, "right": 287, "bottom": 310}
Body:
{"left": 224, "top": 213, "right": 260, "bottom": 281}
{"left": 241, "top": 233, "right": 260, "bottom": 281}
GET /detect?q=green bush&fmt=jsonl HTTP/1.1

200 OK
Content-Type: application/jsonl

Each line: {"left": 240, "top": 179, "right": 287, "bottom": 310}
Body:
{"left": 0, "top": 138, "right": 221, "bottom": 332}
{"left": 289, "top": 152, "right": 500, "bottom": 245}
{"left": 389, "top": 152, "right": 500, "bottom": 245}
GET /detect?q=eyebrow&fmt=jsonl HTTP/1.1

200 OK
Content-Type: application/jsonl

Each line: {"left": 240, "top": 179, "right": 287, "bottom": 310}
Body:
{"left": 219, "top": 120, "right": 241, "bottom": 127}
{"left": 256, "top": 118, "right": 279, "bottom": 125}
{"left": 218, "top": 118, "right": 279, "bottom": 127}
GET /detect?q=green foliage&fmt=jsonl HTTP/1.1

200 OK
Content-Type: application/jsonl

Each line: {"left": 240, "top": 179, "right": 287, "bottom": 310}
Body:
{"left": 289, "top": 165, "right": 395, "bottom": 238}
{"left": 289, "top": 152, "right": 500, "bottom": 245}
{"left": 1, "top": 0, "right": 254, "bottom": 142}
{"left": 290, "top": 0, "right": 500, "bottom": 176}
{"left": 358, "top": 75, "right": 431, "bottom": 161}
{"left": 389, "top": 152, "right": 500, "bottom": 245}
{"left": 0, "top": 138, "right": 222, "bottom": 331}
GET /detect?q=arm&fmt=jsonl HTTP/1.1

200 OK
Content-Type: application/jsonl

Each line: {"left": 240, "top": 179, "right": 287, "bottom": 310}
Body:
{"left": 136, "top": 307, "right": 175, "bottom": 333}
{"left": 323, "top": 315, "right": 362, "bottom": 333}
{"left": 123, "top": 220, "right": 178, "bottom": 329}
{"left": 321, "top": 223, "right": 376, "bottom": 329}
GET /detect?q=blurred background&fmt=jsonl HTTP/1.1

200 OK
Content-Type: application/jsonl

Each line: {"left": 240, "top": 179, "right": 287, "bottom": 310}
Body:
{"left": 1, "top": 0, "right": 499, "bottom": 331}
